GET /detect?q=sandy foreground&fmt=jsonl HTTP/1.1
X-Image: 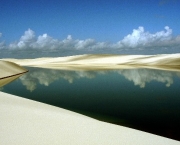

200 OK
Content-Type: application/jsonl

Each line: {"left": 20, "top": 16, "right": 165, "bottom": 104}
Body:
{"left": 1, "top": 54, "right": 180, "bottom": 144}
{"left": 1, "top": 91, "right": 180, "bottom": 145}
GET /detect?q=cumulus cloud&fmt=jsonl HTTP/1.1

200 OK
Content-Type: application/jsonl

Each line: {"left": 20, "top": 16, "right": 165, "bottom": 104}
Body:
{"left": 117, "top": 26, "right": 172, "bottom": 48}
{"left": 9, "top": 29, "right": 34, "bottom": 49}
{"left": 8, "top": 29, "right": 99, "bottom": 51}
{"left": 0, "top": 26, "right": 180, "bottom": 58}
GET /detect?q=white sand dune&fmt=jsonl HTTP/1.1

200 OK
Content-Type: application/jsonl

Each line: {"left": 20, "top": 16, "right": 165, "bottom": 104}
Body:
{"left": 2, "top": 53, "right": 180, "bottom": 71}
{"left": 0, "top": 91, "right": 179, "bottom": 145}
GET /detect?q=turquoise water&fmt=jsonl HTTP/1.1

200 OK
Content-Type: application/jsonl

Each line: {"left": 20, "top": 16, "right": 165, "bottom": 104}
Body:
{"left": 1, "top": 67, "right": 180, "bottom": 140}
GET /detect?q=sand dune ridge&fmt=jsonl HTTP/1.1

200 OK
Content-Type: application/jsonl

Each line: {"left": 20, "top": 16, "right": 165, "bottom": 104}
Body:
{"left": 1, "top": 53, "right": 180, "bottom": 71}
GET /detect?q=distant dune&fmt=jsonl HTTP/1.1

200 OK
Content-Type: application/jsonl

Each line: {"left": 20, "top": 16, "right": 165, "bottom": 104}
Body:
{"left": 1, "top": 53, "right": 180, "bottom": 71}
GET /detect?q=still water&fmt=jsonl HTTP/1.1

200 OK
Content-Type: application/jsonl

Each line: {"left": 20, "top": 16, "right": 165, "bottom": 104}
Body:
{"left": 1, "top": 67, "right": 180, "bottom": 140}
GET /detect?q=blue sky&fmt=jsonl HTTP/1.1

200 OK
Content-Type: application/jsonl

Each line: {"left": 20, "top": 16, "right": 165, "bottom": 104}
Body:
{"left": 0, "top": 0, "right": 180, "bottom": 58}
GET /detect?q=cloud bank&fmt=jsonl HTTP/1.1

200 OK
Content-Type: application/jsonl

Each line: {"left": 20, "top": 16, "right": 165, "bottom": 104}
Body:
{"left": 0, "top": 26, "right": 180, "bottom": 58}
{"left": 7, "top": 29, "right": 111, "bottom": 52}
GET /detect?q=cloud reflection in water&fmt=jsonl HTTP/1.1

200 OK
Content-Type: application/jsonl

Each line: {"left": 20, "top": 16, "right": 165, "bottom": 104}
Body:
{"left": 117, "top": 69, "right": 175, "bottom": 88}
{"left": 19, "top": 67, "right": 180, "bottom": 92}
{"left": 20, "top": 68, "right": 97, "bottom": 92}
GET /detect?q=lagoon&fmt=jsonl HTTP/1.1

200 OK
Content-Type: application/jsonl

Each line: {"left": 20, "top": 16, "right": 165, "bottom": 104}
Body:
{"left": 1, "top": 67, "right": 180, "bottom": 141}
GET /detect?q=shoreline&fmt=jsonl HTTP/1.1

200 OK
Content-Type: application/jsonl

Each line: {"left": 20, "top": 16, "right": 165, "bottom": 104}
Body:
{"left": 1, "top": 54, "right": 180, "bottom": 144}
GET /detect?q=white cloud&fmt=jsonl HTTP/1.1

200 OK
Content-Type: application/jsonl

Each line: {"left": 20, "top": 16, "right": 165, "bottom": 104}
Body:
{"left": 0, "top": 26, "right": 180, "bottom": 57}
{"left": 67, "top": 35, "right": 72, "bottom": 40}
{"left": 6, "top": 29, "right": 105, "bottom": 51}
{"left": 75, "top": 39, "right": 96, "bottom": 49}
{"left": 20, "top": 29, "right": 35, "bottom": 42}
{"left": 9, "top": 29, "right": 36, "bottom": 50}
{"left": 117, "top": 26, "right": 172, "bottom": 48}
{"left": 33, "top": 34, "right": 60, "bottom": 50}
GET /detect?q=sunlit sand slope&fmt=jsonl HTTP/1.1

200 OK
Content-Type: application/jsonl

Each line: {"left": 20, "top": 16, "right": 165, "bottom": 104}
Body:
{"left": 0, "top": 74, "right": 24, "bottom": 87}
{"left": 2, "top": 53, "right": 180, "bottom": 71}
{"left": 0, "top": 61, "right": 28, "bottom": 79}
{"left": 0, "top": 91, "right": 179, "bottom": 145}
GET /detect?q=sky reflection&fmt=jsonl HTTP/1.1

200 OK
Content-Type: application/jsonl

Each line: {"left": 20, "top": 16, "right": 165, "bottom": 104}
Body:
{"left": 19, "top": 67, "right": 180, "bottom": 91}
